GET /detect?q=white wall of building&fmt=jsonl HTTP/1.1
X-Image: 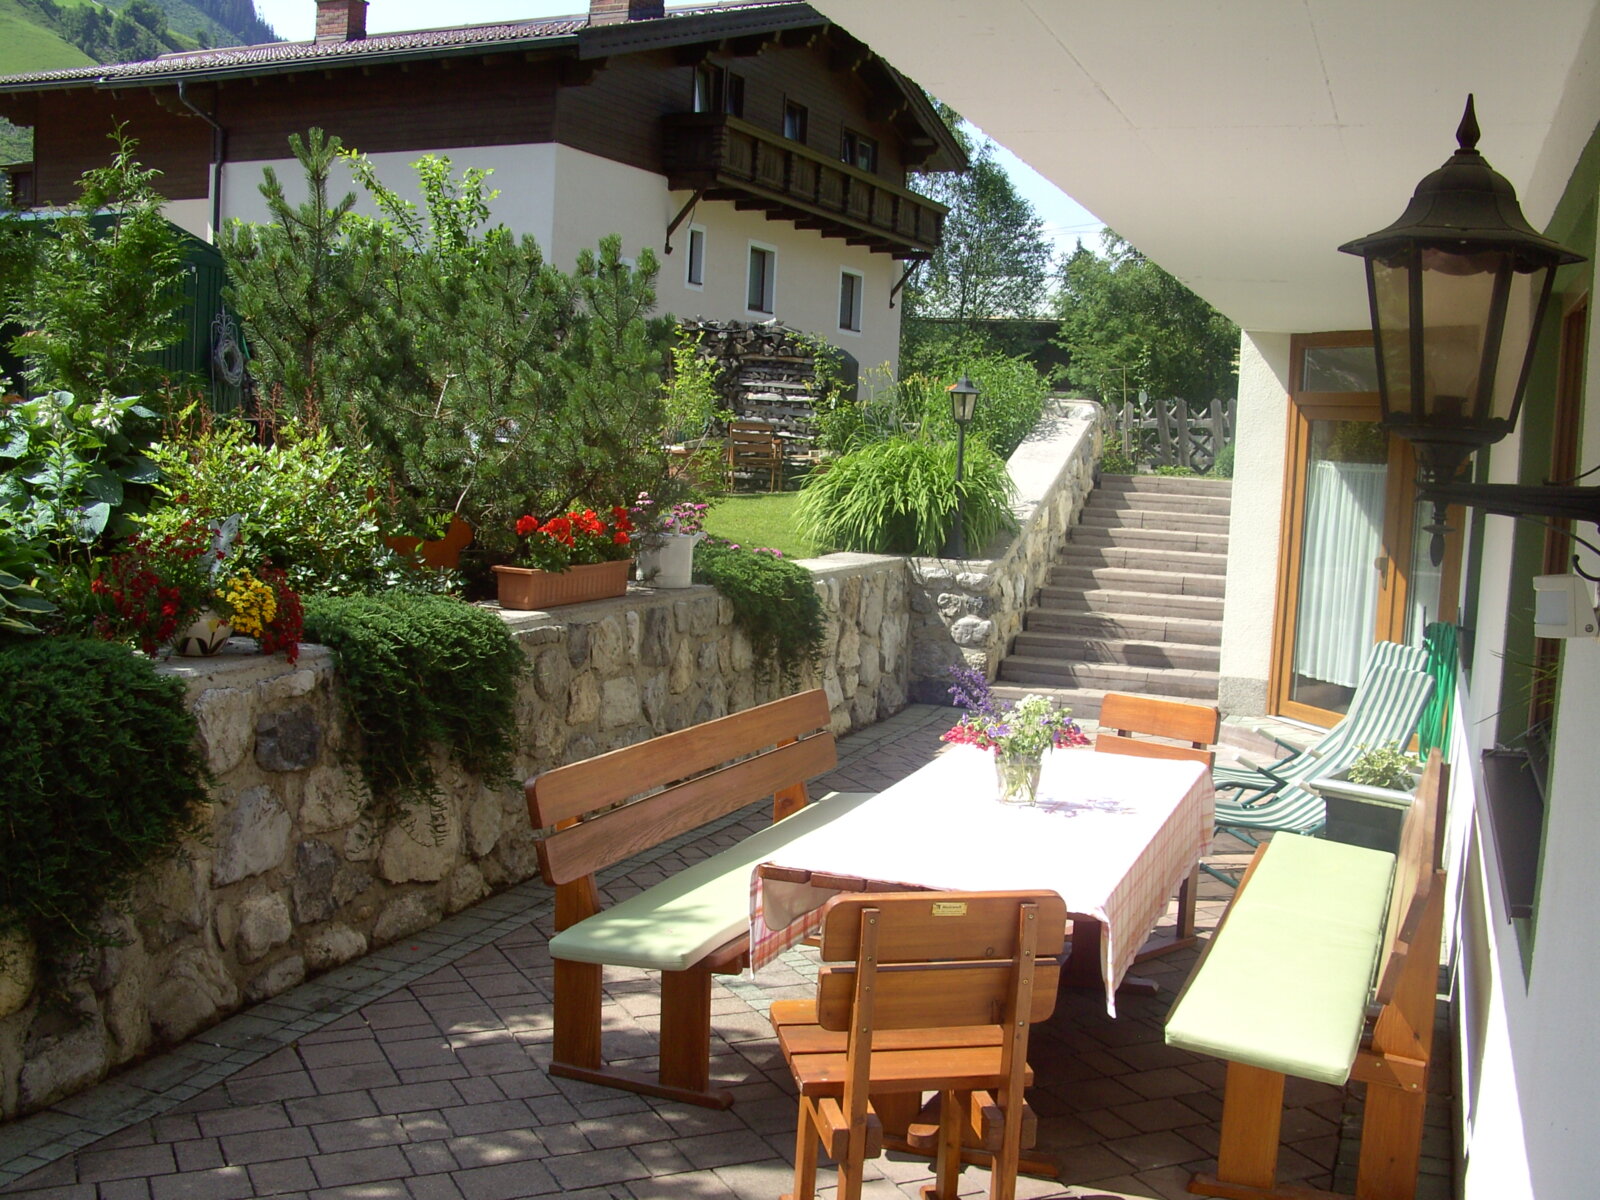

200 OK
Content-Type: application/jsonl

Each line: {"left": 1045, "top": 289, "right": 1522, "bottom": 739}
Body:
{"left": 213, "top": 143, "right": 900, "bottom": 376}
{"left": 1216, "top": 330, "right": 1291, "bottom": 716}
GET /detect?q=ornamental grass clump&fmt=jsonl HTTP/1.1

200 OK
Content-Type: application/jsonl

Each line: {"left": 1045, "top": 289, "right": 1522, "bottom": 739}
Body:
{"left": 0, "top": 639, "right": 210, "bottom": 979}
{"left": 301, "top": 593, "right": 525, "bottom": 829}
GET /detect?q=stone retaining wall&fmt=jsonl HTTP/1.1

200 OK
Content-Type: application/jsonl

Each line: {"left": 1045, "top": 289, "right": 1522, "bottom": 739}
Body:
{"left": 0, "top": 400, "right": 1100, "bottom": 1121}
{"left": 905, "top": 399, "right": 1102, "bottom": 699}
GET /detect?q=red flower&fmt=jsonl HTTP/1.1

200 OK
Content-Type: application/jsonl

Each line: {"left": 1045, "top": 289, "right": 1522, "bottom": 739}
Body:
{"left": 516, "top": 514, "right": 538, "bottom": 536}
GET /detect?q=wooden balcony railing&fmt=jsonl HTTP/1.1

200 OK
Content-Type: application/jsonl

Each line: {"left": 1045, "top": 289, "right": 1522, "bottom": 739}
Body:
{"left": 662, "top": 113, "right": 945, "bottom": 259}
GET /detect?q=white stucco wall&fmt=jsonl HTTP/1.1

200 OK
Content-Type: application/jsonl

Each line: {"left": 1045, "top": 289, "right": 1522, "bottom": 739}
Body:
{"left": 1453, "top": 224, "right": 1600, "bottom": 1200}
{"left": 1216, "top": 330, "right": 1291, "bottom": 715}
{"left": 213, "top": 144, "right": 901, "bottom": 376}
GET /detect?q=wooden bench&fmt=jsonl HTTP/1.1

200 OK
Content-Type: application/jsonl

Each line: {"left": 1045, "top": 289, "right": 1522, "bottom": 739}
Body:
{"left": 1164, "top": 751, "right": 1448, "bottom": 1200}
{"left": 526, "top": 689, "right": 871, "bottom": 1108}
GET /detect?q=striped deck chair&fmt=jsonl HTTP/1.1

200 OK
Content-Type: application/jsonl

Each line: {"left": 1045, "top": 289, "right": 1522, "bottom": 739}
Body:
{"left": 1206, "top": 650, "right": 1434, "bottom": 885}
{"left": 1211, "top": 640, "right": 1431, "bottom": 803}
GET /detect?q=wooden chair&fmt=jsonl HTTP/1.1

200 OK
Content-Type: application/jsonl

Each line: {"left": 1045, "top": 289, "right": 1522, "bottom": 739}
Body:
{"left": 726, "top": 419, "right": 783, "bottom": 491}
{"left": 771, "top": 890, "right": 1067, "bottom": 1200}
{"left": 1094, "top": 693, "right": 1221, "bottom": 767}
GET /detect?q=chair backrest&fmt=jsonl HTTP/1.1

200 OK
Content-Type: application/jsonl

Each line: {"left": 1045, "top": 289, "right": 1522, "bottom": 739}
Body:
{"left": 728, "top": 420, "right": 781, "bottom": 458}
{"left": 815, "top": 891, "right": 1067, "bottom": 1033}
{"left": 1095, "top": 694, "right": 1220, "bottom": 767}
{"left": 1314, "top": 641, "right": 1431, "bottom": 758}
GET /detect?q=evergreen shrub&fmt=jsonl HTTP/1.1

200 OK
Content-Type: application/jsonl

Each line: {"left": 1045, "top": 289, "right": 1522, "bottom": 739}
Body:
{"left": 693, "top": 540, "right": 824, "bottom": 683}
{"left": 0, "top": 639, "right": 209, "bottom": 974}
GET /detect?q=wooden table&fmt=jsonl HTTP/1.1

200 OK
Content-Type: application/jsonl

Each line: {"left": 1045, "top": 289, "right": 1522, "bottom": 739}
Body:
{"left": 749, "top": 745, "right": 1215, "bottom": 1014}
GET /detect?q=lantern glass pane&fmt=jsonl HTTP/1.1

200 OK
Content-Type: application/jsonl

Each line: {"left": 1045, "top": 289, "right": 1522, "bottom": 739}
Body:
{"left": 1493, "top": 262, "right": 1552, "bottom": 429}
{"left": 1416, "top": 249, "right": 1496, "bottom": 425}
{"left": 1372, "top": 257, "right": 1414, "bottom": 419}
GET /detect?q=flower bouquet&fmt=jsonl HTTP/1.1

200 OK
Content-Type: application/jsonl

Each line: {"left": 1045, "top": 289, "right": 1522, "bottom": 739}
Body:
{"left": 940, "top": 666, "right": 1088, "bottom": 804}
{"left": 493, "top": 506, "right": 635, "bottom": 609}
{"left": 630, "top": 492, "right": 709, "bottom": 588}
{"left": 92, "top": 516, "right": 303, "bottom": 661}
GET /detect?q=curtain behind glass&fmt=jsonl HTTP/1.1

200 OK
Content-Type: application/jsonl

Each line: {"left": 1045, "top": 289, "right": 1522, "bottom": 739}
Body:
{"left": 1292, "top": 461, "right": 1386, "bottom": 689}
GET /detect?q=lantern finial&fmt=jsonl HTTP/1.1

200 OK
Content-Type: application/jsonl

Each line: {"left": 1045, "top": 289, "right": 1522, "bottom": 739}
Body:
{"left": 1456, "top": 94, "right": 1480, "bottom": 155}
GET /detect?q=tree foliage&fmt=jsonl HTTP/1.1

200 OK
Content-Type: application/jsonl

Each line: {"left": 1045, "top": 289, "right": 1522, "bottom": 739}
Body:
{"left": 6, "top": 129, "right": 188, "bottom": 405}
{"left": 1054, "top": 230, "right": 1239, "bottom": 405}
{"left": 222, "top": 129, "right": 675, "bottom": 570}
{"left": 904, "top": 107, "right": 1053, "bottom": 335}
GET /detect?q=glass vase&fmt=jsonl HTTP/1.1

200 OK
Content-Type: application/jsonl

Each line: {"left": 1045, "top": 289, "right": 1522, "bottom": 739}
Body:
{"left": 994, "top": 745, "right": 1044, "bottom": 806}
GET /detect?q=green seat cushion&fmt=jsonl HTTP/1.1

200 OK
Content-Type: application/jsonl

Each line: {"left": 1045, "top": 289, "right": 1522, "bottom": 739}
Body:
{"left": 1165, "top": 833, "right": 1395, "bottom": 1086}
{"left": 549, "top": 790, "right": 876, "bottom": 972}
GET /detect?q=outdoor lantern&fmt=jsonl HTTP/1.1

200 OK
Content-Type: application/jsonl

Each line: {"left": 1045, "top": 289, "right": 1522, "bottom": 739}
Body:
{"left": 945, "top": 375, "right": 981, "bottom": 557}
{"left": 1340, "top": 95, "right": 1588, "bottom": 564}
{"left": 948, "top": 374, "right": 980, "bottom": 425}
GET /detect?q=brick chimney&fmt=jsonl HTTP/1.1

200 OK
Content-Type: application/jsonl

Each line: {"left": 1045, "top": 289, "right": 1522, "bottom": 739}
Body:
{"left": 315, "top": 0, "right": 368, "bottom": 42}
{"left": 589, "top": 0, "right": 666, "bottom": 25}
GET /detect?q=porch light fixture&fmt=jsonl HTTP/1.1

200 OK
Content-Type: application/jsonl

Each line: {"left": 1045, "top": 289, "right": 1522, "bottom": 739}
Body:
{"left": 1339, "top": 95, "right": 1589, "bottom": 566}
{"left": 946, "top": 374, "right": 980, "bottom": 558}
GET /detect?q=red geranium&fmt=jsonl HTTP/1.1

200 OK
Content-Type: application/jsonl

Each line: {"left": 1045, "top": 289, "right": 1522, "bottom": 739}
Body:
{"left": 511, "top": 505, "right": 634, "bottom": 572}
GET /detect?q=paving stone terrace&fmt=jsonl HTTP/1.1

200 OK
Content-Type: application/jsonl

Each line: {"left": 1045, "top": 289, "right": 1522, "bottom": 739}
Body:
{"left": 0, "top": 706, "right": 1454, "bottom": 1200}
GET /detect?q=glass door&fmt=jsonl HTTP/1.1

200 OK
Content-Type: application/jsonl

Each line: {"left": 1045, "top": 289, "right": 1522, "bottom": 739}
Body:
{"left": 1271, "top": 334, "right": 1461, "bottom": 726}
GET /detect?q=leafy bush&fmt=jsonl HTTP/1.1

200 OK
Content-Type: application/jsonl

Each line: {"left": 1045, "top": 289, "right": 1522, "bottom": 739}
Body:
{"left": 139, "top": 418, "right": 403, "bottom": 596}
{"left": 0, "top": 391, "right": 161, "bottom": 571}
{"left": 1152, "top": 465, "right": 1199, "bottom": 477}
{"left": 1210, "top": 443, "right": 1236, "bottom": 478}
{"left": 693, "top": 540, "right": 824, "bottom": 682}
{"left": 301, "top": 594, "right": 525, "bottom": 825}
{"left": 0, "top": 514, "right": 54, "bottom": 636}
{"left": 795, "top": 436, "right": 1016, "bottom": 556}
{"left": 0, "top": 638, "right": 209, "bottom": 975}
{"left": 1347, "top": 742, "right": 1418, "bottom": 791}
{"left": 1098, "top": 447, "right": 1139, "bottom": 476}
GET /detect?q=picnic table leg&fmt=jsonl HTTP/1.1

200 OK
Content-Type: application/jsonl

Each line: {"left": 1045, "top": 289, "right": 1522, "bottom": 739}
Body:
{"left": 1192, "top": 1061, "right": 1286, "bottom": 1196}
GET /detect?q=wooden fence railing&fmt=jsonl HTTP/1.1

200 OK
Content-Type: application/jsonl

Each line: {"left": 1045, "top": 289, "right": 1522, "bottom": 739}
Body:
{"left": 1114, "top": 391, "right": 1236, "bottom": 471}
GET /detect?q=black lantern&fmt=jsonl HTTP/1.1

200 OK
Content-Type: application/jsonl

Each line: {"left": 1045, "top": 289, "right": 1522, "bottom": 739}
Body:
{"left": 1340, "top": 96, "right": 1587, "bottom": 563}
{"left": 946, "top": 374, "right": 980, "bottom": 557}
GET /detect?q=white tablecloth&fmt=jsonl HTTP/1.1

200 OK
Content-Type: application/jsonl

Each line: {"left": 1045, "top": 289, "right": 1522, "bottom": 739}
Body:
{"left": 749, "top": 745, "right": 1214, "bottom": 1014}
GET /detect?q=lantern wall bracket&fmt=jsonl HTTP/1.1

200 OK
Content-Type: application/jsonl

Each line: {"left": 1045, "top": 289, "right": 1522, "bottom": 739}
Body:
{"left": 1418, "top": 479, "right": 1600, "bottom": 580}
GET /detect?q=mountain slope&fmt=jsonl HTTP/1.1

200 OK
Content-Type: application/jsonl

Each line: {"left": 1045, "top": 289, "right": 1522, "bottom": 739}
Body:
{"left": 0, "top": 0, "right": 95, "bottom": 76}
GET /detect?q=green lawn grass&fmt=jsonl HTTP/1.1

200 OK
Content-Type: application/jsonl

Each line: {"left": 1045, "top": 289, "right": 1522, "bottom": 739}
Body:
{"left": 702, "top": 492, "right": 819, "bottom": 559}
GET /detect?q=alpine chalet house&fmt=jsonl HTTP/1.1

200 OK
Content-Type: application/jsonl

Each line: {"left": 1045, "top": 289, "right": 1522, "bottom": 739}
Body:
{"left": 0, "top": 0, "right": 964, "bottom": 375}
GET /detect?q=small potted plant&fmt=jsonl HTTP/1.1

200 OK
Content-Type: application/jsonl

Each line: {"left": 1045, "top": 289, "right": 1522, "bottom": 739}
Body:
{"left": 1309, "top": 741, "right": 1423, "bottom": 852}
{"left": 940, "top": 667, "right": 1089, "bottom": 804}
{"left": 630, "top": 492, "right": 708, "bottom": 589}
{"left": 492, "top": 506, "right": 635, "bottom": 610}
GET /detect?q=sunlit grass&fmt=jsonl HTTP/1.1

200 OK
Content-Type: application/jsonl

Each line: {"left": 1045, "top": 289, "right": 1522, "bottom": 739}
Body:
{"left": 701, "top": 492, "right": 819, "bottom": 559}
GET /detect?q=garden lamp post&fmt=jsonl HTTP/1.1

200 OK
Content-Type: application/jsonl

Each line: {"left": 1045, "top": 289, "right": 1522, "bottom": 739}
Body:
{"left": 946, "top": 374, "right": 981, "bottom": 558}
{"left": 1339, "top": 95, "right": 1587, "bottom": 566}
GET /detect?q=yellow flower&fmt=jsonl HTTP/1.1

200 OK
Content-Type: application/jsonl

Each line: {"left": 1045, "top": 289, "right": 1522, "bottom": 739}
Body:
{"left": 218, "top": 571, "right": 277, "bottom": 638}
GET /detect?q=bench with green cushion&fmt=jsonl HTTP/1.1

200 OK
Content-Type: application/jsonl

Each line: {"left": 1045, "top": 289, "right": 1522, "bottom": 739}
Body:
{"left": 528, "top": 688, "right": 859, "bottom": 1110}
{"left": 548, "top": 788, "right": 875, "bottom": 972}
{"left": 1165, "top": 752, "right": 1450, "bottom": 1200}
{"left": 1165, "top": 833, "right": 1395, "bottom": 1086}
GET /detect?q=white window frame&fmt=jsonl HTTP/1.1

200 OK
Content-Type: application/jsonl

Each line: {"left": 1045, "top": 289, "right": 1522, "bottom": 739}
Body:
{"left": 838, "top": 268, "right": 864, "bottom": 334}
{"left": 747, "top": 242, "right": 777, "bottom": 314}
{"left": 685, "top": 225, "right": 706, "bottom": 289}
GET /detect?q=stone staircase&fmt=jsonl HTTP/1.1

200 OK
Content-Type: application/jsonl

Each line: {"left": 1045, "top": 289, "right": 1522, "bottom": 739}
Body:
{"left": 992, "top": 474, "right": 1231, "bottom": 721}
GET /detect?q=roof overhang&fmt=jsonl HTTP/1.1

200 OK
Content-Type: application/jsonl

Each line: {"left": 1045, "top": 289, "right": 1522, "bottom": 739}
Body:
{"left": 812, "top": 0, "right": 1600, "bottom": 334}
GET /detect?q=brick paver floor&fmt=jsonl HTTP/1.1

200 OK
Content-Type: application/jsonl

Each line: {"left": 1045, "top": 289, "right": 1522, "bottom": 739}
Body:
{"left": 0, "top": 704, "right": 1454, "bottom": 1200}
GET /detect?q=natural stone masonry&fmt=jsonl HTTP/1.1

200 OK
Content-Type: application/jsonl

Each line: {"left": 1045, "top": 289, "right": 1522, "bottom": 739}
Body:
{"left": 0, "top": 401, "right": 1102, "bottom": 1121}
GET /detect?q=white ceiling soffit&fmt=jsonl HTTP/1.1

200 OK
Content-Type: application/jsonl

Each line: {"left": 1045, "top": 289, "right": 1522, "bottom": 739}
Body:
{"left": 812, "top": 0, "right": 1600, "bottom": 334}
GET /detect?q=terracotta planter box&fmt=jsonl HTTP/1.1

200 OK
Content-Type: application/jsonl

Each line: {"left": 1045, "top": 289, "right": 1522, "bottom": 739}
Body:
{"left": 492, "top": 560, "right": 631, "bottom": 610}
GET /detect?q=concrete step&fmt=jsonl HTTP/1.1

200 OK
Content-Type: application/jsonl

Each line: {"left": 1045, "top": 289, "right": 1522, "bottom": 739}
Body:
{"left": 995, "top": 656, "right": 1219, "bottom": 699}
{"left": 989, "top": 684, "right": 1219, "bottom": 723}
{"left": 1025, "top": 609, "right": 1223, "bottom": 646}
{"left": 1086, "top": 490, "right": 1232, "bottom": 517}
{"left": 1008, "top": 629, "right": 1221, "bottom": 671}
{"left": 1052, "top": 544, "right": 1229, "bottom": 576}
{"left": 1037, "top": 585, "right": 1225, "bottom": 621}
{"left": 1098, "top": 474, "right": 1234, "bottom": 498}
{"left": 1047, "top": 565, "right": 1226, "bottom": 598}
{"left": 1079, "top": 507, "right": 1232, "bottom": 536}
{"left": 1068, "top": 525, "right": 1229, "bottom": 555}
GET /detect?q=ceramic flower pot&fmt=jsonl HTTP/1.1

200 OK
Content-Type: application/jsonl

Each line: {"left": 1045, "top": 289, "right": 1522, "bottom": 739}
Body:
{"left": 172, "top": 610, "right": 234, "bottom": 656}
{"left": 492, "top": 560, "right": 632, "bottom": 610}
{"left": 993, "top": 744, "right": 1044, "bottom": 805}
{"left": 636, "top": 532, "right": 703, "bottom": 588}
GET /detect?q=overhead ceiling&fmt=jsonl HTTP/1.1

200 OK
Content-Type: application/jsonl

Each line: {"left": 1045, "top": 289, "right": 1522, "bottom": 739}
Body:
{"left": 811, "top": 0, "right": 1600, "bottom": 333}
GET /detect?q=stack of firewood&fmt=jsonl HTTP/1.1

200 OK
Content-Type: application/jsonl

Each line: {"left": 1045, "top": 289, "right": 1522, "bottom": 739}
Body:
{"left": 678, "top": 319, "right": 824, "bottom": 441}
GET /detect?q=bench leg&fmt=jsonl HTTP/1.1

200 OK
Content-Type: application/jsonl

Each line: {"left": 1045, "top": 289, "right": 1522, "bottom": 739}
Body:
{"left": 1192, "top": 1062, "right": 1285, "bottom": 1196}
{"left": 551, "top": 958, "right": 603, "bottom": 1073}
{"left": 1354, "top": 1083, "right": 1426, "bottom": 1200}
{"left": 659, "top": 965, "right": 716, "bottom": 1097}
